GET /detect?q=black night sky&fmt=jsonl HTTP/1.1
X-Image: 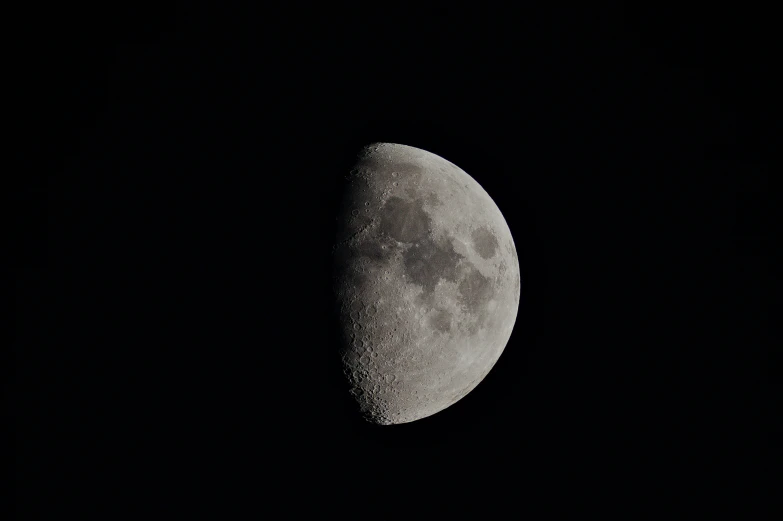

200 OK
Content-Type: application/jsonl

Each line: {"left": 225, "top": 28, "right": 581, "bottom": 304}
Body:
{"left": 15, "top": 4, "right": 773, "bottom": 517}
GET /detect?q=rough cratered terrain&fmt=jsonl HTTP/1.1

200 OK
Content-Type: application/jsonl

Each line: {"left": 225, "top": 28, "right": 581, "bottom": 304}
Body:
{"left": 333, "top": 143, "right": 520, "bottom": 425}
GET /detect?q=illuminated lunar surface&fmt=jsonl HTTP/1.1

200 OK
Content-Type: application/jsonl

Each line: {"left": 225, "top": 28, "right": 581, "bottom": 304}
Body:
{"left": 333, "top": 143, "right": 520, "bottom": 425}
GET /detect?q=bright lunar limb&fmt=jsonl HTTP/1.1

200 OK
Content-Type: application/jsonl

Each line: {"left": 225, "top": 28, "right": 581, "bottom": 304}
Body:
{"left": 332, "top": 143, "right": 520, "bottom": 425}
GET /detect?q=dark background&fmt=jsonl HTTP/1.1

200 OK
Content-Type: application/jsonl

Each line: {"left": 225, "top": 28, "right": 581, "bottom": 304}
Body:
{"left": 15, "top": 4, "right": 774, "bottom": 517}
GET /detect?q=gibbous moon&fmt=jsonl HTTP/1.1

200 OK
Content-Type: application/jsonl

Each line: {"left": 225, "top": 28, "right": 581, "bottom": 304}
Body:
{"left": 333, "top": 143, "right": 520, "bottom": 425}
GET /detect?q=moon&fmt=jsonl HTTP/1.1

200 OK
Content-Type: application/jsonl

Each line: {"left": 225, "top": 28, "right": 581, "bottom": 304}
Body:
{"left": 332, "top": 143, "right": 520, "bottom": 425}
